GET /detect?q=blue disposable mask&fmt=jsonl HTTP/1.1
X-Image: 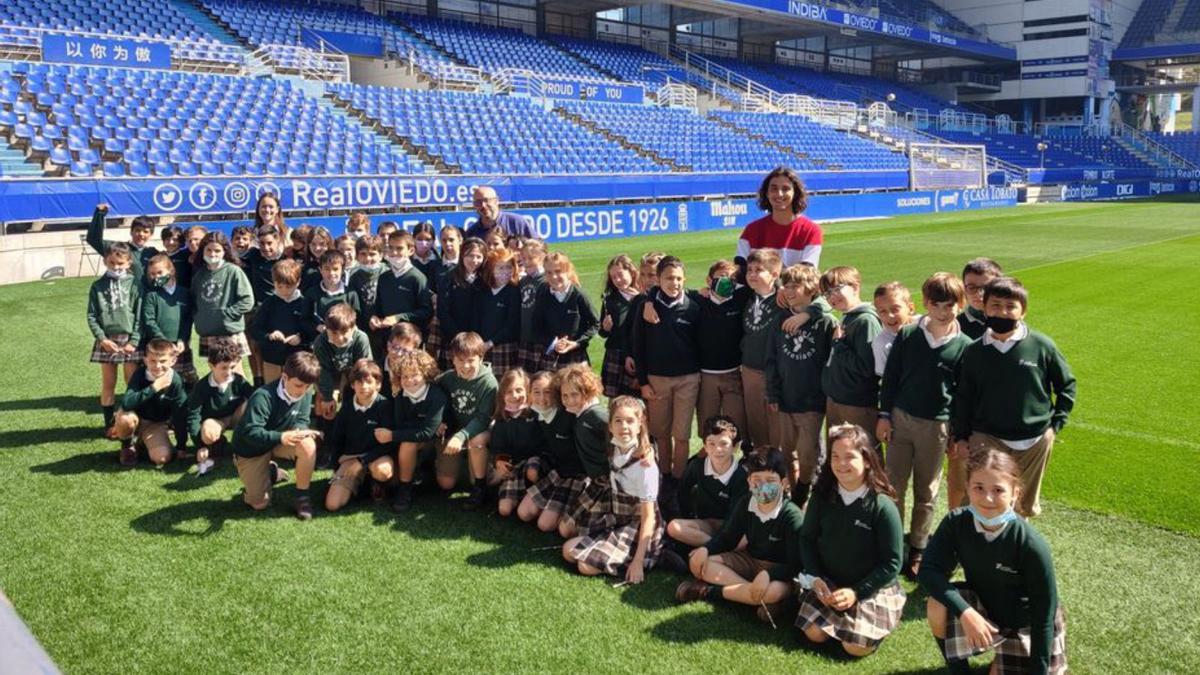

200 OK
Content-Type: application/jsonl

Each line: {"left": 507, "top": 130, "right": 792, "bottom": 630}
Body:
{"left": 751, "top": 482, "right": 782, "bottom": 505}
{"left": 968, "top": 505, "right": 1017, "bottom": 528}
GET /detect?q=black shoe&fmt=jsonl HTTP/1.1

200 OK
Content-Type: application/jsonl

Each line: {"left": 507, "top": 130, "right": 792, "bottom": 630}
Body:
{"left": 902, "top": 547, "right": 924, "bottom": 582}
{"left": 392, "top": 482, "right": 413, "bottom": 513}
{"left": 655, "top": 548, "right": 689, "bottom": 575}
{"left": 464, "top": 483, "right": 487, "bottom": 510}
{"left": 294, "top": 495, "right": 314, "bottom": 521}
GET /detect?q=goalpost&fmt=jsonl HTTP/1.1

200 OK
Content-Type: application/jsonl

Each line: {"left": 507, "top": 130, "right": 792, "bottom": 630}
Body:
{"left": 907, "top": 142, "right": 989, "bottom": 190}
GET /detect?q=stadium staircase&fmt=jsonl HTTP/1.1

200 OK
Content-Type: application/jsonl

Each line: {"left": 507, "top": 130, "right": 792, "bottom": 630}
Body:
{"left": 324, "top": 89, "right": 460, "bottom": 174}
{"left": 706, "top": 114, "right": 830, "bottom": 169}
{"left": 550, "top": 106, "right": 682, "bottom": 171}
{"left": 172, "top": 0, "right": 243, "bottom": 47}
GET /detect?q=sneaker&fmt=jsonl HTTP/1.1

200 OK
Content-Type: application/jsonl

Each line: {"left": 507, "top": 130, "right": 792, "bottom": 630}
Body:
{"left": 118, "top": 442, "right": 137, "bottom": 467}
{"left": 294, "top": 495, "right": 314, "bottom": 521}
{"left": 392, "top": 483, "right": 413, "bottom": 513}
{"left": 655, "top": 548, "right": 689, "bottom": 575}
{"left": 902, "top": 548, "right": 924, "bottom": 582}
{"left": 196, "top": 458, "right": 216, "bottom": 476}
{"left": 674, "top": 580, "right": 711, "bottom": 603}
{"left": 463, "top": 483, "right": 486, "bottom": 510}
{"left": 269, "top": 461, "right": 289, "bottom": 485}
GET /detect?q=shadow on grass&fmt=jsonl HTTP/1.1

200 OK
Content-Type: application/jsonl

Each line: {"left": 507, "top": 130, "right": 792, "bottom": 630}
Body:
{"left": 0, "top": 425, "right": 97, "bottom": 450}
{"left": 0, "top": 395, "right": 95, "bottom": 414}
{"left": 129, "top": 494, "right": 262, "bottom": 537}
{"left": 30, "top": 449, "right": 127, "bottom": 475}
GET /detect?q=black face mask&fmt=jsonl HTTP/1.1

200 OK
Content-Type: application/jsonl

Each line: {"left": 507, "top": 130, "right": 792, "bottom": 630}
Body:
{"left": 985, "top": 316, "right": 1018, "bottom": 334}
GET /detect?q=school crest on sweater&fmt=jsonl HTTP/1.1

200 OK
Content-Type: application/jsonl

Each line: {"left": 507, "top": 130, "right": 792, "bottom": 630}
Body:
{"left": 200, "top": 276, "right": 223, "bottom": 303}
{"left": 521, "top": 284, "right": 538, "bottom": 309}
{"left": 783, "top": 329, "right": 818, "bottom": 361}
{"left": 450, "top": 389, "right": 479, "bottom": 415}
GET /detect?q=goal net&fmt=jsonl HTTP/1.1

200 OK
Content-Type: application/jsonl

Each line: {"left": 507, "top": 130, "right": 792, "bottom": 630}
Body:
{"left": 907, "top": 142, "right": 988, "bottom": 190}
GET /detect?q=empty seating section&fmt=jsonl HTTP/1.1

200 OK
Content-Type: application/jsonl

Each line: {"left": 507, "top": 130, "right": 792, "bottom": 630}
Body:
{"left": 1148, "top": 131, "right": 1200, "bottom": 163}
{"left": 930, "top": 130, "right": 1153, "bottom": 171}
{"left": 546, "top": 36, "right": 686, "bottom": 88}
{"left": 711, "top": 111, "right": 908, "bottom": 171}
{"left": 559, "top": 100, "right": 799, "bottom": 172}
{"left": 1119, "top": 0, "right": 1175, "bottom": 47}
{"left": 1177, "top": 0, "right": 1200, "bottom": 31}
{"left": 398, "top": 16, "right": 605, "bottom": 79}
{"left": 0, "top": 0, "right": 242, "bottom": 68}
{"left": 201, "top": 0, "right": 454, "bottom": 76}
{"left": 329, "top": 83, "right": 663, "bottom": 174}
{"left": 0, "top": 62, "right": 422, "bottom": 177}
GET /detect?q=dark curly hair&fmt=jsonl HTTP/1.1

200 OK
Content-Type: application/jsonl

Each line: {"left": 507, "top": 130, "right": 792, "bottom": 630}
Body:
{"left": 756, "top": 166, "right": 809, "bottom": 215}
{"left": 813, "top": 424, "right": 896, "bottom": 501}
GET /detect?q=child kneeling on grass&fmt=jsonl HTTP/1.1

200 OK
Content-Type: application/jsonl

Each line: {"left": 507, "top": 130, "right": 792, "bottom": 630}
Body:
{"left": 664, "top": 415, "right": 748, "bottom": 557}
{"left": 231, "top": 351, "right": 321, "bottom": 520}
{"left": 516, "top": 370, "right": 582, "bottom": 533}
{"left": 920, "top": 448, "right": 1067, "bottom": 675}
{"left": 186, "top": 338, "right": 254, "bottom": 475}
{"left": 325, "top": 359, "right": 395, "bottom": 512}
{"left": 795, "top": 424, "right": 905, "bottom": 657}
{"left": 112, "top": 338, "right": 187, "bottom": 468}
{"left": 489, "top": 368, "right": 545, "bottom": 518}
{"left": 381, "top": 350, "right": 447, "bottom": 513}
{"left": 562, "top": 396, "right": 664, "bottom": 584}
{"left": 436, "top": 331, "right": 498, "bottom": 509}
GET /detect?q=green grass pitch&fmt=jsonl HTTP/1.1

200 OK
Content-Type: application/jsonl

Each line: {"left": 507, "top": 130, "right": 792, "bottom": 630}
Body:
{"left": 1, "top": 198, "right": 1198, "bottom": 673}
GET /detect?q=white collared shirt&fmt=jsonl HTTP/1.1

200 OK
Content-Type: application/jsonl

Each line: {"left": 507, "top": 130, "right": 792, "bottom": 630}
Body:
{"left": 552, "top": 287, "right": 570, "bottom": 302}
{"left": 277, "top": 289, "right": 302, "bottom": 302}
{"left": 352, "top": 393, "right": 378, "bottom": 412}
{"left": 982, "top": 322, "right": 1029, "bottom": 353}
{"left": 611, "top": 447, "right": 660, "bottom": 502}
{"left": 618, "top": 287, "right": 637, "bottom": 302}
{"left": 838, "top": 483, "right": 868, "bottom": 505}
{"left": 403, "top": 384, "right": 429, "bottom": 404}
{"left": 209, "top": 373, "right": 232, "bottom": 393}
{"left": 533, "top": 405, "right": 558, "bottom": 424}
{"left": 658, "top": 290, "right": 685, "bottom": 309}
{"left": 973, "top": 517, "right": 1010, "bottom": 542}
{"left": 276, "top": 380, "right": 300, "bottom": 404}
{"left": 749, "top": 495, "right": 784, "bottom": 523}
{"left": 321, "top": 280, "right": 346, "bottom": 296}
{"left": 920, "top": 314, "right": 961, "bottom": 349}
{"left": 703, "top": 456, "right": 738, "bottom": 485}
{"left": 872, "top": 326, "right": 900, "bottom": 377}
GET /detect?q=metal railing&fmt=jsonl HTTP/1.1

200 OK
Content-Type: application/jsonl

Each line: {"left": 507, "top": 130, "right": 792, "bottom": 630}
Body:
{"left": 0, "top": 23, "right": 244, "bottom": 71}
{"left": 1115, "top": 122, "right": 1200, "bottom": 169}
{"left": 245, "top": 45, "right": 349, "bottom": 82}
{"left": 433, "top": 63, "right": 484, "bottom": 91}
{"left": 657, "top": 82, "right": 697, "bottom": 110}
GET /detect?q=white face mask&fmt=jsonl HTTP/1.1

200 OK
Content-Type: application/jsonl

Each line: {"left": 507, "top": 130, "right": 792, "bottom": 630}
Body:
{"left": 494, "top": 269, "right": 512, "bottom": 286}
{"left": 204, "top": 254, "right": 224, "bottom": 268}
{"left": 386, "top": 256, "right": 408, "bottom": 269}
{"left": 106, "top": 268, "right": 129, "bottom": 280}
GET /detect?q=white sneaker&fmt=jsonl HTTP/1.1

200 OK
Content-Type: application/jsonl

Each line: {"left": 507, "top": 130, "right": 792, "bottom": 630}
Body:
{"left": 197, "top": 458, "right": 215, "bottom": 475}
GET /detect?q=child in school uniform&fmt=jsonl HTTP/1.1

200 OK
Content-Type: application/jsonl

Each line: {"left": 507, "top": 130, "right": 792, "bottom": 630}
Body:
{"left": 436, "top": 331, "right": 498, "bottom": 507}
{"left": 877, "top": 273, "right": 973, "bottom": 580}
{"left": 534, "top": 252, "right": 599, "bottom": 371}
{"left": 632, "top": 255, "right": 701, "bottom": 484}
{"left": 288, "top": 224, "right": 310, "bottom": 261}
{"left": 241, "top": 225, "right": 287, "bottom": 386}
{"left": 311, "top": 303, "right": 374, "bottom": 423}
{"left": 740, "top": 248, "right": 785, "bottom": 448}
{"left": 675, "top": 447, "right": 803, "bottom": 621}
{"left": 348, "top": 234, "right": 385, "bottom": 354}
{"left": 949, "top": 277, "right": 1076, "bottom": 518}
{"left": 141, "top": 254, "right": 195, "bottom": 389}
{"left": 229, "top": 226, "right": 254, "bottom": 262}
{"left": 370, "top": 231, "right": 433, "bottom": 353}
{"left": 557, "top": 365, "right": 611, "bottom": 538}
{"left": 300, "top": 227, "right": 334, "bottom": 292}
{"left": 489, "top": 369, "right": 546, "bottom": 518}
{"left": 765, "top": 264, "right": 837, "bottom": 507}
{"left": 598, "top": 255, "right": 641, "bottom": 398}
{"left": 325, "top": 359, "right": 396, "bottom": 512}
{"left": 409, "top": 222, "right": 441, "bottom": 288}
{"left": 87, "top": 243, "right": 143, "bottom": 432}
{"left": 619, "top": 251, "right": 663, "bottom": 384}
{"left": 381, "top": 350, "right": 447, "bottom": 512}
{"left": 186, "top": 337, "right": 254, "bottom": 475}
{"left": 191, "top": 231, "right": 254, "bottom": 370}
{"left": 696, "top": 260, "right": 751, "bottom": 443}
{"left": 345, "top": 212, "right": 371, "bottom": 241}
{"left": 336, "top": 234, "right": 358, "bottom": 284}
{"left": 958, "top": 257, "right": 1003, "bottom": 340}
{"left": 517, "top": 238, "right": 547, "bottom": 372}
{"left": 111, "top": 338, "right": 187, "bottom": 467}
{"left": 302, "top": 250, "right": 361, "bottom": 342}
{"left": 562, "top": 396, "right": 665, "bottom": 584}
{"left": 161, "top": 226, "right": 193, "bottom": 291}
{"left": 375, "top": 220, "right": 400, "bottom": 240}
{"left": 436, "top": 238, "right": 485, "bottom": 369}
{"left": 795, "top": 424, "right": 906, "bottom": 657}
{"left": 666, "top": 416, "right": 749, "bottom": 548}
{"left": 87, "top": 204, "right": 157, "bottom": 283}
{"left": 821, "top": 266, "right": 883, "bottom": 442}
{"left": 476, "top": 248, "right": 522, "bottom": 378}
{"left": 249, "top": 259, "right": 307, "bottom": 384}
{"left": 422, "top": 224, "right": 463, "bottom": 363}
{"left": 920, "top": 449, "right": 1067, "bottom": 674}
{"left": 231, "top": 351, "right": 322, "bottom": 520}
{"left": 517, "top": 370, "right": 583, "bottom": 533}
{"left": 871, "top": 281, "right": 918, "bottom": 378}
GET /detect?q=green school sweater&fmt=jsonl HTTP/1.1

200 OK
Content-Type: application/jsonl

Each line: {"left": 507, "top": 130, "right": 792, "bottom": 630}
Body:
{"left": 764, "top": 309, "right": 836, "bottom": 413}
{"left": 800, "top": 489, "right": 903, "bottom": 598}
{"left": 391, "top": 385, "right": 447, "bottom": 444}
{"left": 185, "top": 373, "right": 255, "bottom": 446}
{"left": 141, "top": 284, "right": 192, "bottom": 345}
{"left": 740, "top": 291, "right": 785, "bottom": 370}
{"left": 348, "top": 264, "right": 385, "bottom": 332}
{"left": 599, "top": 289, "right": 636, "bottom": 353}
{"left": 248, "top": 292, "right": 308, "bottom": 366}
{"left": 705, "top": 494, "right": 805, "bottom": 582}
{"left": 518, "top": 270, "right": 544, "bottom": 344}
{"left": 437, "top": 363, "right": 498, "bottom": 443}
{"left": 677, "top": 454, "right": 748, "bottom": 520}
{"left": 87, "top": 274, "right": 142, "bottom": 343}
{"left": 301, "top": 283, "right": 362, "bottom": 341}
{"left": 574, "top": 402, "right": 610, "bottom": 478}
{"left": 190, "top": 263, "right": 254, "bottom": 337}
{"left": 919, "top": 510, "right": 1059, "bottom": 675}
{"left": 957, "top": 306, "right": 988, "bottom": 340}
{"left": 312, "top": 328, "right": 373, "bottom": 399}
{"left": 879, "top": 321, "right": 973, "bottom": 421}
{"left": 240, "top": 248, "right": 282, "bottom": 306}
{"left": 375, "top": 265, "right": 433, "bottom": 330}
{"left": 329, "top": 393, "right": 393, "bottom": 464}
{"left": 232, "top": 381, "right": 314, "bottom": 457}
{"left": 476, "top": 284, "right": 521, "bottom": 346}
{"left": 87, "top": 207, "right": 156, "bottom": 282}
{"left": 822, "top": 303, "right": 883, "bottom": 408}
{"left": 951, "top": 328, "right": 1076, "bottom": 442}
{"left": 489, "top": 409, "right": 545, "bottom": 463}
{"left": 120, "top": 367, "right": 187, "bottom": 424}
{"left": 540, "top": 409, "right": 582, "bottom": 475}
{"left": 532, "top": 285, "right": 600, "bottom": 354}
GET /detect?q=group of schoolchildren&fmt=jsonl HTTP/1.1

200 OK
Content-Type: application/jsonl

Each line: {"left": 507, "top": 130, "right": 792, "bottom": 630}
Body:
{"left": 84, "top": 189, "right": 1074, "bottom": 674}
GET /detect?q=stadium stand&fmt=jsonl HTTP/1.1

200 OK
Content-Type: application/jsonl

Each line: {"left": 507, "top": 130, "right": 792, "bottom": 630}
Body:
{"left": 1148, "top": 131, "right": 1200, "bottom": 163}
{"left": 545, "top": 35, "right": 686, "bottom": 89}
{"left": 710, "top": 110, "right": 909, "bottom": 171}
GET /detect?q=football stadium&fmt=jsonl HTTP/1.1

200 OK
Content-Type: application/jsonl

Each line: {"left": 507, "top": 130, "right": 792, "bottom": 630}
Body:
{"left": 0, "top": 0, "right": 1198, "bottom": 672}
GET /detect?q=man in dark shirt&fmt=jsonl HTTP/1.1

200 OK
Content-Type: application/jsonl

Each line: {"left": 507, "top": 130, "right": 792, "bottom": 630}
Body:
{"left": 465, "top": 186, "right": 536, "bottom": 239}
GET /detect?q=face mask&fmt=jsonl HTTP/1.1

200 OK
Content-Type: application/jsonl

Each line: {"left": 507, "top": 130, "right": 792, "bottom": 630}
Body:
{"left": 710, "top": 276, "right": 735, "bottom": 298}
{"left": 263, "top": 249, "right": 282, "bottom": 262}
{"left": 967, "top": 504, "right": 1017, "bottom": 529}
{"left": 150, "top": 274, "right": 170, "bottom": 288}
{"left": 386, "top": 256, "right": 408, "bottom": 269}
{"left": 415, "top": 240, "right": 433, "bottom": 255}
{"left": 204, "top": 254, "right": 224, "bottom": 267}
{"left": 106, "top": 268, "right": 129, "bottom": 280}
{"left": 348, "top": 231, "right": 363, "bottom": 241}
{"left": 751, "top": 482, "right": 782, "bottom": 505}
{"left": 494, "top": 270, "right": 512, "bottom": 286}
{"left": 985, "top": 316, "right": 1018, "bottom": 334}
{"left": 504, "top": 402, "right": 525, "bottom": 415}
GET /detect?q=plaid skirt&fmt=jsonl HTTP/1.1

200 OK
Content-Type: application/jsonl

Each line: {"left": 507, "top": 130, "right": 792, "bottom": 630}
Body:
{"left": 796, "top": 582, "right": 907, "bottom": 649}
{"left": 601, "top": 348, "right": 639, "bottom": 398}
{"left": 943, "top": 587, "right": 1067, "bottom": 675}
{"left": 518, "top": 342, "right": 541, "bottom": 374}
{"left": 566, "top": 479, "right": 665, "bottom": 576}
{"left": 487, "top": 342, "right": 520, "bottom": 379}
{"left": 497, "top": 456, "right": 543, "bottom": 503}
{"left": 424, "top": 315, "right": 443, "bottom": 364}
{"left": 173, "top": 346, "right": 198, "bottom": 383}
{"left": 536, "top": 347, "right": 590, "bottom": 373}
{"left": 527, "top": 469, "right": 589, "bottom": 515}
{"left": 198, "top": 332, "right": 252, "bottom": 358}
{"left": 89, "top": 334, "right": 142, "bottom": 364}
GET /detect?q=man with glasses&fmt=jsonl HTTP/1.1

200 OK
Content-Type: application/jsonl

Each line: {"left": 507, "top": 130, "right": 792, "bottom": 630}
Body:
{"left": 465, "top": 186, "right": 536, "bottom": 240}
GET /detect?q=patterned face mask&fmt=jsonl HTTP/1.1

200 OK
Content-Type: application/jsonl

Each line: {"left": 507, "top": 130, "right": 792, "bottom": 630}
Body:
{"left": 751, "top": 481, "right": 782, "bottom": 505}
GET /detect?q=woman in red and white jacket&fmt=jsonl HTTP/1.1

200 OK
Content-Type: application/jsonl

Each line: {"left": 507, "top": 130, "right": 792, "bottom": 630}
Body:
{"left": 737, "top": 167, "right": 823, "bottom": 269}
